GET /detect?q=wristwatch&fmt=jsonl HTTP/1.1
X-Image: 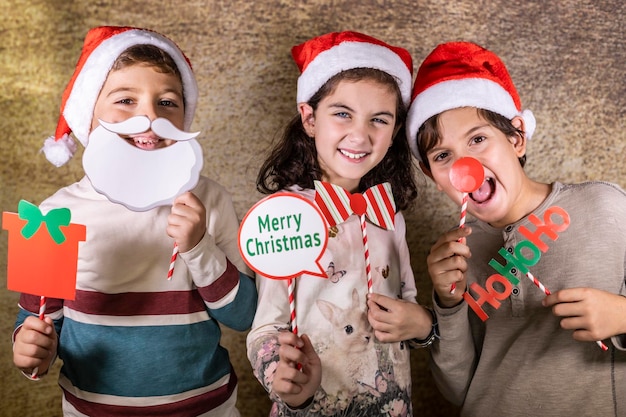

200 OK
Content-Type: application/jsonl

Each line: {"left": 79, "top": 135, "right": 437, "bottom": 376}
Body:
{"left": 409, "top": 307, "right": 439, "bottom": 348}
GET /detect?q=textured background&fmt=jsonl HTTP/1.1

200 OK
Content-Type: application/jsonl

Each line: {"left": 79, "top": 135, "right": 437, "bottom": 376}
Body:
{"left": 0, "top": 1, "right": 623, "bottom": 416}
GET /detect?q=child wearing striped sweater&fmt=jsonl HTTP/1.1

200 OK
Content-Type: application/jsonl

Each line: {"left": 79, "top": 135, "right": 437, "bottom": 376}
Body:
{"left": 12, "top": 26, "right": 256, "bottom": 416}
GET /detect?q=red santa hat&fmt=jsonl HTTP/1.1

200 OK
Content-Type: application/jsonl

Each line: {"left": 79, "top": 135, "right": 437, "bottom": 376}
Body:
{"left": 406, "top": 41, "right": 536, "bottom": 161}
{"left": 291, "top": 31, "right": 413, "bottom": 106}
{"left": 42, "top": 26, "right": 198, "bottom": 167}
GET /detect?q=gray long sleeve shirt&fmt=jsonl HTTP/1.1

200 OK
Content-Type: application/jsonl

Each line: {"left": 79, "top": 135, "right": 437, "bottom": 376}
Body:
{"left": 431, "top": 181, "right": 626, "bottom": 417}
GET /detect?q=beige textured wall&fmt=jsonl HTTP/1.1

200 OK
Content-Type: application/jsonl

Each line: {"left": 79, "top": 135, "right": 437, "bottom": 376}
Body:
{"left": 0, "top": 1, "right": 623, "bottom": 416}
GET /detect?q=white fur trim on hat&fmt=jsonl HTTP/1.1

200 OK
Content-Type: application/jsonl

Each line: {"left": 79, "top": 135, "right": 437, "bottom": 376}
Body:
{"left": 407, "top": 78, "right": 536, "bottom": 160}
{"left": 296, "top": 41, "right": 412, "bottom": 106}
{"left": 64, "top": 29, "right": 198, "bottom": 147}
{"left": 42, "top": 134, "right": 78, "bottom": 168}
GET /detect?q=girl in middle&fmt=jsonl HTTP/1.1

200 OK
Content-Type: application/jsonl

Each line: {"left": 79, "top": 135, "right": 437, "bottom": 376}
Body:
{"left": 247, "top": 31, "right": 435, "bottom": 416}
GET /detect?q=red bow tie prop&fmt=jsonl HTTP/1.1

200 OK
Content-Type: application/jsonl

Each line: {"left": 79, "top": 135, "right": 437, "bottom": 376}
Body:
{"left": 314, "top": 180, "right": 396, "bottom": 292}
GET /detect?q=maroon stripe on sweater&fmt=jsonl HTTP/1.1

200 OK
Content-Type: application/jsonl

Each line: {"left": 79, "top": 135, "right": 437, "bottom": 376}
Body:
{"left": 65, "top": 290, "right": 206, "bottom": 316}
{"left": 64, "top": 370, "right": 238, "bottom": 417}
{"left": 19, "top": 293, "right": 63, "bottom": 314}
{"left": 196, "top": 259, "right": 239, "bottom": 303}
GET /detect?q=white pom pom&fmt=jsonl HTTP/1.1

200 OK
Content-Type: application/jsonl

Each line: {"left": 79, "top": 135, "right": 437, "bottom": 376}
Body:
{"left": 522, "top": 109, "right": 536, "bottom": 140}
{"left": 41, "top": 134, "right": 77, "bottom": 167}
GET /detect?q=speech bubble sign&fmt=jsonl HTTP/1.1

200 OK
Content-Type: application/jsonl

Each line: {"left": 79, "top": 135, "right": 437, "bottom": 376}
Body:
{"left": 238, "top": 193, "right": 328, "bottom": 280}
{"left": 450, "top": 157, "right": 485, "bottom": 193}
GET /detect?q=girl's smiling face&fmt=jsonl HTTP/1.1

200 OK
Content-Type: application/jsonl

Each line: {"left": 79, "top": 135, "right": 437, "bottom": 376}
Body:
{"left": 299, "top": 79, "right": 398, "bottom": 193}
{"left": 426, "top": 107, "right": 533, "bottom": 228}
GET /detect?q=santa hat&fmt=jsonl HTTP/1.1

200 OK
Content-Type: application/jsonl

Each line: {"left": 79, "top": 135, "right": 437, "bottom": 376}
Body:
{"left": 406, "top": 41, "right": 536, "bottom": 161}
{"left": 42, "top": 26, "right": 198, "bottom": 167}
{"left": 291, "top": 31, "right": 413, "bottom": 106}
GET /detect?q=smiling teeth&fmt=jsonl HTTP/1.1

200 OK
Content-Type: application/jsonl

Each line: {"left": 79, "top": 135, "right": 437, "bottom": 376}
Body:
{"left": 340, "top": 149, "right": 367, "bottom": 159}
{"left": 134, "top": 138, "right": 158, "bottom": 145}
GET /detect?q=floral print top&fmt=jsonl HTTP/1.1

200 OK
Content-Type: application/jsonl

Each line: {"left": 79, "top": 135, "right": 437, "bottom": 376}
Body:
{"left": 246, "top": 187, "right": 418, "bottom": 416}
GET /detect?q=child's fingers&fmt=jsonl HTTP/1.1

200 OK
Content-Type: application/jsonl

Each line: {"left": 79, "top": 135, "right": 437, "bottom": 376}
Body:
{"left": 272, "top": 365, "right": 311, "bottom": 406}
{"left": 276, "top": 359, "right": 307, "bottom": 385}
{"left": 278, "top": 343, "right": 307, "bottom": 368}
{"left": 168, "top": 192, "right": 207, "bottom": 252}
{"left": 430, "top": 258, "right": 467, "bottom": 307}
{"left": 542, "top": 288, "right": 588, "bottom": 307}
{"left": 172, "top": 191, "right": 202, "bottom": 208}
{"left": 14, "top": 344, "right": 50, "bottom": 368}
{"left": 273, "top": 335, "right": 321, "bottom": 407}
{"left": 170, "top": 203, "right": 204, "bottom": 224}
{"left": 277, "top": 330, "right": 303, "bottom": 347}
{"left": 298, "top": 334, "right": 322, "bottom": 385}
{"left": 17, "top": 318, "right": 55, "bottom": 343}
{"left": 428, "top": 227, "right": 470, "bottom": 296}
{"left": 170, "top": 193, "right": 205, "bottom": 226}
{"left": 428, "top": 254, "right": 467, "bottom": 285}
{"left": 299, "top": 335, "right": 321, "bottom": 369}
{"left": 13, "top": 326, "right": 56, "bottom": 370}
{"left": 277, "top": 331, "right": 308, "bottom": 367}
{"left": 21, "top": 316, "right": 51, "bottom": 333}
{"left": 544, "top": 289, "right": 597, "bottom": 318}
{"left": 275, "top": 337, "right": 314, "bottom": 393}
{"left": 559, "top": 317, "right": 605, "bottom": 342}
{"left": 366, "top": 293, "right": 393, "bottom": 313}
{"left": 428, "top": 234, "right": 472, "bottom": 270}
{"left": 439, "top": 226, "right": 472, "bottom": 246}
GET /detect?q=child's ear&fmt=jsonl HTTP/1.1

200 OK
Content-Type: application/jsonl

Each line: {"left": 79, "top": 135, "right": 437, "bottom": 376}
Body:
{"left": 298, "top": 103, "right": 315, "bottom": 137}
{"left": 511, "top": 116, "right": 528, "bottom": 157}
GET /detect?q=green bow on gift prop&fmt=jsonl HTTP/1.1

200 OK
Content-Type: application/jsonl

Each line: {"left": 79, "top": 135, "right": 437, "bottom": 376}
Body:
{"left": 17, "top": 200, "right": 71, "bottom": 244}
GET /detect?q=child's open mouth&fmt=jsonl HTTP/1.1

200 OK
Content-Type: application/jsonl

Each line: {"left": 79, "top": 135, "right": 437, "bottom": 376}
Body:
{"left": 470, "top": 177, "right": 495, "bottom": 203}
{"left": 127, "top": 136, "right": 162, "bottom": 150}
{"left": 339, "top": 149, "right": 368, "bottom": 160}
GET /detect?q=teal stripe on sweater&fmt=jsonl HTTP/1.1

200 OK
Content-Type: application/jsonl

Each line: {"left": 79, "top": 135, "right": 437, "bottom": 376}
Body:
{"left": 58, "top": 318, "right": 230, "bottom": 397}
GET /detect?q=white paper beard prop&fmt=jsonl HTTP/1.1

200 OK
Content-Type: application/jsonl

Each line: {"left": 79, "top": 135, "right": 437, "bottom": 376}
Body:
{"left": 82, "top": 116, "right": 203, "bottom": 211}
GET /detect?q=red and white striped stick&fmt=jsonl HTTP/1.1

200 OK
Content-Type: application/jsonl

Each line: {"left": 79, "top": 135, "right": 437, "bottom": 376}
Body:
{"left": 449, "top": 158, "right": 484, "bottom": 295}
{"left": 38, "top": 295, "right": 46, "bottom": 320}
{"left": 459, "top": 192, "right": 469, "bottom": 230}
{"left": 288, "top": 278, "right": 297, "bottom": 335}
{"left": 525, "top": 271, "right": 551, "bottom": 296}
{"left": 167, "top": 243, "right": 179, "bottom": 280}
{"left": 596, "top": 341, "right": 609, "bottom": 351}
{"left": 450, "top": 192, "right": 470, "bottom": 294}
{"left": 288, "top": 277, "right": 303, "bottom": 370}
{"left": 31, "top": 295, "right": 47, "bottom": 378}
{"left": 360, "top": 214, "right": 373, "bottom": 293}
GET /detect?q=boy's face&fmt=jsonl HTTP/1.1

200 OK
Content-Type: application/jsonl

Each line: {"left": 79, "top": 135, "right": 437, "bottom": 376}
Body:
{"left": 425, "top": 107, "right": 529, "bottom": 227}
{"left": 91, "top": 63, "right": 185, "bottom": 150}
{"left": 82, "top": 62, "right": 203, "bottom": 211}
{"left": 299, "top": 79, "right": 398, "bottom": 193}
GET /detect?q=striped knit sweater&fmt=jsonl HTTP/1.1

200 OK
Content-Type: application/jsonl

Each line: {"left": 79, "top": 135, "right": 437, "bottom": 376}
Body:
{"left": 14, "top": 176, "right": 257, "bottom": 417}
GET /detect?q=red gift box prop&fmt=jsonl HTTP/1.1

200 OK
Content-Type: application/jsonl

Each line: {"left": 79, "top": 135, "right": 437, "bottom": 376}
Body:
{"left": 2, "top": 208, "right": 86, "bottom": 300}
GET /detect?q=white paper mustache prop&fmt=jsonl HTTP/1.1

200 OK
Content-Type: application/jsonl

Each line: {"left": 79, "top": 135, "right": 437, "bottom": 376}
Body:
{"left": 98, "top": 116, "right": 200, "bottom": 141}
{"left": 82, "top": 116, "right": 204, "bottom": 211}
